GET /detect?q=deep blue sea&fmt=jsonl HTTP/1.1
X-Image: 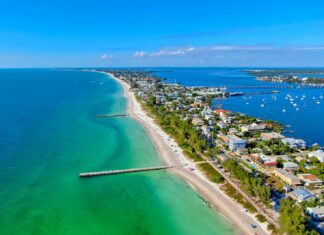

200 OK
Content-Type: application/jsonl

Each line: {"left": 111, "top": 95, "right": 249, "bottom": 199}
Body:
{"left": 154, "top": 67, "right": 324, "bottom": 146}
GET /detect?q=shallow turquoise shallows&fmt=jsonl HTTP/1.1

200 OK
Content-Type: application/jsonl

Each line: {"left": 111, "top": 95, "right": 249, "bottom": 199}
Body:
{"left": 0, "top": 69, "right": 235, "bottom": 235}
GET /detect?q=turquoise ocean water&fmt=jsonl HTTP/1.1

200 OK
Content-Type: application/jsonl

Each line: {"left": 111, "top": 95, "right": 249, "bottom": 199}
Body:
{"left": 0, "top": 69, "right": 234, "bottom": 235}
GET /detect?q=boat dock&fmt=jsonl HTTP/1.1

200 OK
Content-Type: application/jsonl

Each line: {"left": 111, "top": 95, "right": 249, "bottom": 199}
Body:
{"left": 95, "top": 114, "right": 127, "bottom": 118}
{"left": 79, "top": 164, "right": 186, "bottom": 177}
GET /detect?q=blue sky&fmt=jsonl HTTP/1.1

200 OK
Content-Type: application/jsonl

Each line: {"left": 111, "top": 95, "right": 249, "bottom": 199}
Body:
{"left": 1, "top": 0, "right": 324, "bottom": 67}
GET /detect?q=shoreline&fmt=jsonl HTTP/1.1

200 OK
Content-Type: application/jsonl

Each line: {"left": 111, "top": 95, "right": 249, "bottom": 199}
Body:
{"left": 101, "top": 71, "right": 270, "bottom": 235}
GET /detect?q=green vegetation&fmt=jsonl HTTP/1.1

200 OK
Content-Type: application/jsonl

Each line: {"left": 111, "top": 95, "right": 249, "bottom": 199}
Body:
{"left": 266, "top": 175, "right": 285, "bottom": 192}
{"left": 248, "top": 139, "right": 293, "bottom": 155}
{"left": 220, "top": 183, "right": 258, "bottom": 214}
{"left": 144, "top": 96, "right": 209, "bottom": 159}
{"left": 255, "top": 214, "right": 267, "bottom": 223}
{"left": 223, "top": 159, "right": 272, "bottom": 206}
{"left": 279, "top": 198, "right": 319, "bottom": 235}
{"left": 198, "top": 163, "right": 224, "bottom": 183}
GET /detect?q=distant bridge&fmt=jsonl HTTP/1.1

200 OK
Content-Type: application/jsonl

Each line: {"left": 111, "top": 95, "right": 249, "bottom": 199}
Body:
{"left": 200, "top": 85, "right": 324, "bottom": 90}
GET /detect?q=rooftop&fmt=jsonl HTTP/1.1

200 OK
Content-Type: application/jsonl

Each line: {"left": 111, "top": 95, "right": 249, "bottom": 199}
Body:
{"left": 293, "top": 188, "right": 314, "bottom": 201}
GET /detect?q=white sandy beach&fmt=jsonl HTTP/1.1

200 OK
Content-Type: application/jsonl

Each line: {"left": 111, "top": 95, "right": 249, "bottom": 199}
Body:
{"left": 104, "top": 71, "right": 270, "bottom": 235}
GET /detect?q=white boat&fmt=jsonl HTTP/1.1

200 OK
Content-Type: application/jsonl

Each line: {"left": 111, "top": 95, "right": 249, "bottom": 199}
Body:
{"left": 293, "top": 103, "right": 297, "bottom": 107}
{"left": 261, "top": 104, "right": 265, "bottom": 108}
{"left": 320, "top": 94, "right": 323, "bottom": 99}
{"left": 296, "top": 107, "right": 299, "bottom": 111}
{"left": 282, "top": 108, "right": 286, "bottom": 112}
{"left": 316, "top": 101, "right": 321, "bottom": 104}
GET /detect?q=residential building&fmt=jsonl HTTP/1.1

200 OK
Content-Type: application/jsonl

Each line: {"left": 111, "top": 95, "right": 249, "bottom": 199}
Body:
{"left": 283, "top": 162, "right": 299, "bottom": 171}
{"left": 214, "top": 109, "right": 231, "bottom": 118}
{"left": 273, "top": 169, "right": 301, "bottom": 186}
{"left": 217, "top": 121, "right": 227, "bottom": 129}
{"left": 298, "top": 174, "right": 323, "bottom": 187}
{"left": 291, "top": 188, "right": 316, "bottom": 202}
{"left": 261, "top": 132, "right": 285, "bottom": 140}
{"left": 281, "top": 138, "right": 307, "bottom": 149}
{"left": 241, "top": 123, "right": 266, "bottom": 133}
{"left": 309, "top": 150, "right": 324, "bottom": 163}
{"left": 307, "top": 206, "right": 324, "bottom": 221}
{"left": 228, "top": 135, "right": 247, "bottom": 151}
{"left": 192, "top": 118, "right": 205, "bottom": 126}
{"left": 228, "top": 128, "right": 238, "bottom": 135}
{"left": 251, "top": 153, "right": 277, "bottom": 172}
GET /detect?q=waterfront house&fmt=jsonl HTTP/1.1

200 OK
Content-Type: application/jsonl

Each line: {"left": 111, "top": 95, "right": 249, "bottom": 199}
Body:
{"left": 241, "top": 123, "right": 266, "bottom": 133}
{"left": 273, "top": 169, "right": 301, "bottom": 186}
{"left": 307, "top": 206, "right": 324, "bottom": 221}
{"left": 261, "top": 132, "right": 285, "bottom": 141}
{"left": 283, "top": 162, "right": 299, "bottom": 171}
{"left": 260, "top": 122, "right": 274, "bottom": 130}
{"left": 291, "top": 188, "right": 316, "bottom": 202}
{"left": 281, "top": 138, "right": 306, "bottom": 149}
{"left": 309, "top": 150, "right": 324, "bottom": 163}
{"left": 214, "top": 109, "right": 231, "bottom": 118}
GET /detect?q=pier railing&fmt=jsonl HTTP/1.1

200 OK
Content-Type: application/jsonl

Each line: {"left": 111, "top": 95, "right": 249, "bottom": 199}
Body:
{"left": 79, "top": 164, "right": 186, "bottom": 177}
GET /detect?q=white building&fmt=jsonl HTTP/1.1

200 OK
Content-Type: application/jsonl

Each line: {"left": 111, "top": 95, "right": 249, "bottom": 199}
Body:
{"left": 307, "top": 206, "right": 324, "bottom": 221}
{"left": 281, "top": 138, "right": 306, "bottom": 149}
{"left": 309, "top": 150, "right": 324, "bottom": 163}
{"left": 241, "top": 123, "right": 266, "bottom": 133}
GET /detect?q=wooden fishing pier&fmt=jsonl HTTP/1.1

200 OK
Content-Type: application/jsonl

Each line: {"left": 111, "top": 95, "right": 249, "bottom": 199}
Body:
{"left": 79, "top": 164, "right": 186, "bottom": 178}
{"left": 95, "top": 114, "right": 127, "bottom": 118}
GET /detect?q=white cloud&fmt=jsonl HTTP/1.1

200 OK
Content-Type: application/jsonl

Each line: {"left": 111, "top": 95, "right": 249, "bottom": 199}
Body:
{"left": 101, "top": 54, "right": 114, "bottom": 60}
{"left": 294, "top": 47, "right": 324, "bottom": 51}
{"left": 150, "top": 47, "right": 195, "bottom": 56}
{"left": 134, "top": 51, "right": 146, "bottom": 58}
{"left": 211, "top": 45, "right": 272, "bottom": 51}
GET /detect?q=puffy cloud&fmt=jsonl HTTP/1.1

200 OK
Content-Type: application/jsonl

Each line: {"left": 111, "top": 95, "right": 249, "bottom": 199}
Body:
{"left": 211, "top": 45, "right": 272, "bottom": 51}
{"left": 134, "top": 51, "right": 146, "bottom": 58}
{"left": 150, "top": 47, "right": 195, "bottom": 56}
{"left": 101, "top": 54, "right": 114, "bottom": 60}
{"left": 294, "top": 47, "right": 324, "bottom": 51}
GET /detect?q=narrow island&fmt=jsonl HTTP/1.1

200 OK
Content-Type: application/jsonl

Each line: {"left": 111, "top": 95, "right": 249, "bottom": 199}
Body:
{"left": 94, "top": 69, "right": 323, "bottom": 235}
{"left": 247, "top": 69, "right": 324, "bottom": 86}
